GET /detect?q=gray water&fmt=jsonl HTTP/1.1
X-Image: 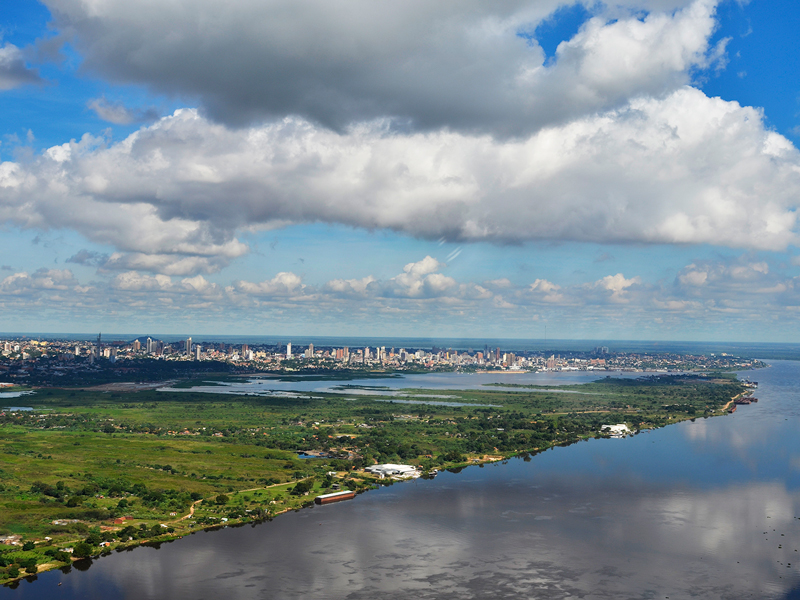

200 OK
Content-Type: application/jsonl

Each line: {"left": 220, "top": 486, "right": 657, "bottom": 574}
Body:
{"left": 5, "top": 361, "right": 800, "bottom": 599}
{"left": 159, "top": 369, "right": 647, "bottom": 398}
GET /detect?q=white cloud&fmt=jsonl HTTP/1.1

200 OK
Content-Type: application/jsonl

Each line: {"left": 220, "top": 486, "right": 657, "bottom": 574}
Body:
{"left": 679, "top": 267, "right": 709, "bottom": 286}
{"left": 0, "top": 269, "right": 76, "bottom": 293}
{"left": 385, "top": 256, "right": 456, "bottom": 298}
{"left": 595, "top": 273, "right": 641, "bottom": 303}
{"left": 43, "top": 0, "right": 718, "bottom": 134}
{"left": 232, "top": 272, "right": 305, "bottom": 297}
{"left": 1, "top": 85, "right": 798, "bottom": 277}
{"left": 87, "top": 97, "right": 159, "bottom": 125}
{"left": 529, "top": 279, "right": 564, "bottom": 303}
{"left": 4, "top": 254, "right": 800, "bottom": 339}
{"left": 325, "top": 276, "right": 376, "bottom": 296}
{"left": 112, "top": 271, "right": 173, "bottom": 291}
{"left": 0, "top": 43, "right": 41, "bottom": 90}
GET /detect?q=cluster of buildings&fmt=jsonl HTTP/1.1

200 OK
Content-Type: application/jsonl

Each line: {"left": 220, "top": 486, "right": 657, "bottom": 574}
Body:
{"left": 0, "top": 335, "right": 765, "bottom": 382}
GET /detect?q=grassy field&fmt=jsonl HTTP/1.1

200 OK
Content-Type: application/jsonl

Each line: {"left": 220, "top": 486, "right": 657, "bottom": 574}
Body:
{"left": 0, "top": 373, "right": 750, "bottom": 584}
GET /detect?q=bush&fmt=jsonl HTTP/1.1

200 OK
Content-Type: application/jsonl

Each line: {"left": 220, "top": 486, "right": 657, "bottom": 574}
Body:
{"left": 7, "top": 566, "right": 19, "bottom": 578}
{"left": 442, "top": 451, "right": 465, "bottom": 462}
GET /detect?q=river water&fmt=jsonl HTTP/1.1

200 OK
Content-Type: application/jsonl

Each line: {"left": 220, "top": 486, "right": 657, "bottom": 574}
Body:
{"left": 5, "top": 361, "right": 800, "bottom": 599}
{"left": 158, "top": 369, "right": 649, "bottom": 398}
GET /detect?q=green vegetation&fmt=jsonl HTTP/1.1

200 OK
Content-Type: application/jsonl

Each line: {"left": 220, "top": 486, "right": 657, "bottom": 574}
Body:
{"left": 0, "top": 373, "right": 748, "bottom": 584}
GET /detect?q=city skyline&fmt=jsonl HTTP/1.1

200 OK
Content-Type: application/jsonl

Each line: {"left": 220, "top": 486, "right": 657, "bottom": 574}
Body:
{"left": 1, "top": 1, "right": 800, "bottom": 341}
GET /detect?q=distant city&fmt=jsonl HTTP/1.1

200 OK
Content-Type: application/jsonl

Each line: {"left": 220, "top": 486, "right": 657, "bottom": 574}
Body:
{"left": 0, "top": 334, "right": 764, "bottom": 385}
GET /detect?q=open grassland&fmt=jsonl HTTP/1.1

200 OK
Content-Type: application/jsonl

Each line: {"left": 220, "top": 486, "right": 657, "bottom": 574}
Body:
{"left": 0, "top": 373, "right": 749, "bottom": 584}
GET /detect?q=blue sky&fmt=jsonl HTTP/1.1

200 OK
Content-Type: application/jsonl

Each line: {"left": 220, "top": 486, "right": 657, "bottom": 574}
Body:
{"left": 1, "top": 0, "right": 800, "bottom": 341}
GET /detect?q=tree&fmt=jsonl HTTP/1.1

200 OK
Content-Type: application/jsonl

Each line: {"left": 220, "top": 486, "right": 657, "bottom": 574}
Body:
{"left": 290, "top": 479, "right": 314, "bottom": 496}
{"left": 215, "top": 494, "right": 229, "bottom": 505}
{"left": 23, "top": 559, "right": 38, "bottom": 574}
{"left": 21, "top": 541, "right": 35, "bottom": 551}
{"left": 72, "top": 542, "right": 93, "bottom": 559}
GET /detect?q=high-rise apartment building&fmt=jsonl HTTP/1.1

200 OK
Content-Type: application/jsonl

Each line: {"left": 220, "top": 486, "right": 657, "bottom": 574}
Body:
{"left": 286, "top": 343, "right": 292, "bottom": 359}
{"left": 186, "top": 337, "right": 192, "bottom": 356}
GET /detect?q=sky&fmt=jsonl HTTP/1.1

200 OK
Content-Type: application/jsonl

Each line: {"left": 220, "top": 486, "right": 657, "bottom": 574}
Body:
{"left": 0, "top": 0, "right": 799, "bottom": 341}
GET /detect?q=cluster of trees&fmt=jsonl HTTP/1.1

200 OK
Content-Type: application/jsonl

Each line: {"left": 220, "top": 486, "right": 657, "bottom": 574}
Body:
{"left": 28, "top": 475, "right": 202, "bottom": 523}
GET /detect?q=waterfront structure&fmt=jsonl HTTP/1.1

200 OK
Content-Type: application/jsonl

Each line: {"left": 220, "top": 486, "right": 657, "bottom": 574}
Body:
{"left": 365, "top": 464, "right": 419, "bottom": 478}
{"left": 601, "top": 424, "right": 631, "bottom": 437}
{"left": 314, "top": 490, "right": 356, "bottom": 505}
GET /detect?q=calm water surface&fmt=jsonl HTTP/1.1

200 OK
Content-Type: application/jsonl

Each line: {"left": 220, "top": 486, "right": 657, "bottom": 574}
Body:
{"left": 160, "top": 370, "right": 650, "bottom": 398}
{"left": 6, "top": 361, "right": 800, "bottom": 599}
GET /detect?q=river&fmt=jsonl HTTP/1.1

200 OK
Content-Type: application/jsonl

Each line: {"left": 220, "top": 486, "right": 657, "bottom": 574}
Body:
{"left": 4, "top": 360, "right": 800, "bottom": 598}
{"left": 158, "top": 369, "right": 650, "bottom": 398}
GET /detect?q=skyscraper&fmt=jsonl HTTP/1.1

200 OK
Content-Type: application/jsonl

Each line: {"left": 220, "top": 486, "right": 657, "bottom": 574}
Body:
{"left": 287, "top": 342, "right": 292, "bottom": 359}
{"left": 307, "top": 343, "right": 314, "bottom": 359}
{"left": 186, "top": 337, "right": 192, "bottom": 356}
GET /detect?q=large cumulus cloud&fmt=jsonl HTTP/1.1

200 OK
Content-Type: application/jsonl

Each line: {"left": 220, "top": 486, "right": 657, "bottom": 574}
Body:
{"left": 45, "top": 0, "right": 721, "bottom": 134}
{"left": 1, "top": 85, "right": 799, "bottom": 269}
